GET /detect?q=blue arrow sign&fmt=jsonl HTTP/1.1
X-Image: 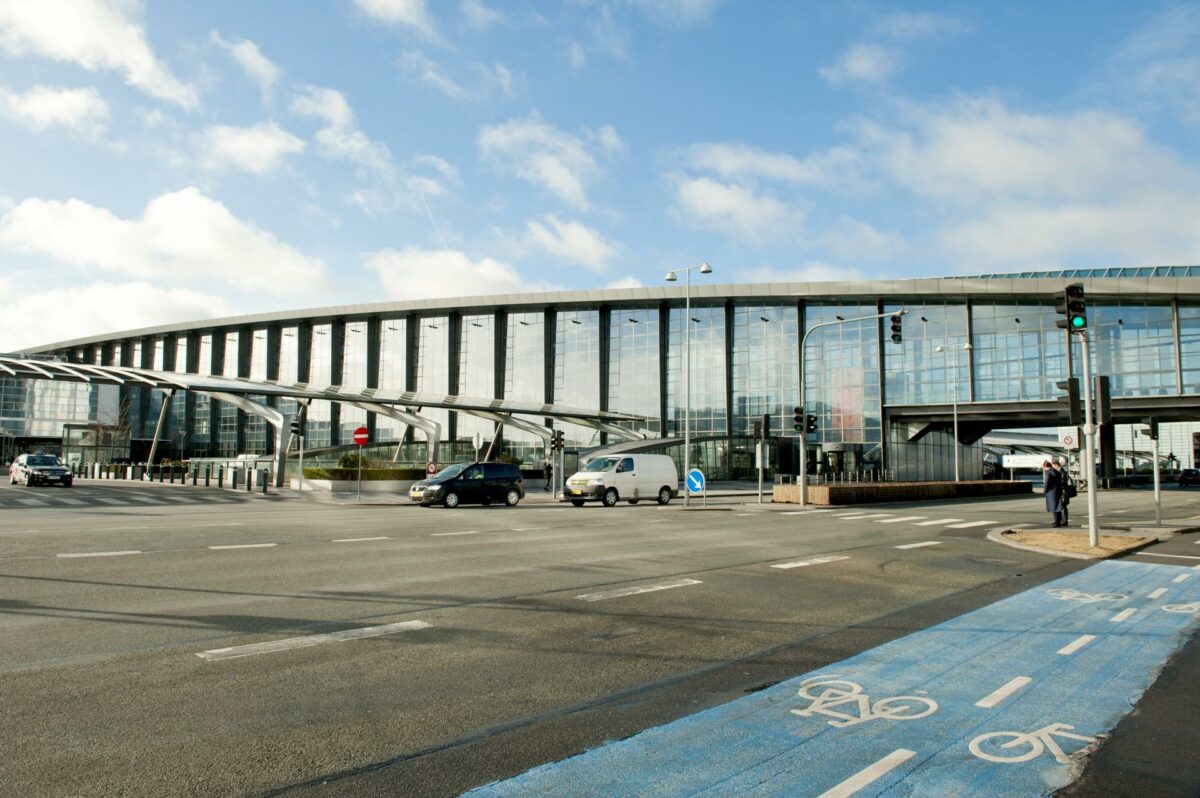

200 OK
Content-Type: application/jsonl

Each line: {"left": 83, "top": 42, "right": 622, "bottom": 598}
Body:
{"left": 686, "top": 468, "right": 705, "bottom": 494}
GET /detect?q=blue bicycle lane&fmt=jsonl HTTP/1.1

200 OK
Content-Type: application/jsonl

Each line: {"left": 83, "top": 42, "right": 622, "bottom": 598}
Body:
{"left": 464, "top": 560, "right": 1200, "bottom": 797}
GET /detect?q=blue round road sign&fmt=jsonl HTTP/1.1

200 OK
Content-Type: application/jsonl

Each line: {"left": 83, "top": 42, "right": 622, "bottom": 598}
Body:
{"left": 686, "top": 468, "right": 705, "bottom": 494}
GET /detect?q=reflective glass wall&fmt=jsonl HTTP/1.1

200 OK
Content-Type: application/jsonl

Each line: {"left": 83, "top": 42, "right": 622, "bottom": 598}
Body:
{"left": 667, "top": 305, "right": 726, "bottom": 436}
{"left": 339, "top": 321, "right": 368, "bottom": 441}
{"left": 504, "top": 311, "right": 545, "bottom": 448}
{"left": 376, "top": 319, "right": 406, "bottom": 441}
{"left": 731, "top": 304, "right": 798, "bottom": 437}
{"left": 885, "top": 302, "right": 967, "bottom": 405}
{"left": 1088, "top": 302, "right": 1177, "bottom": 396}
{"left": 971, "top": 302, "right": 1065, "bottom": 402}
{"left": 608, "top": 307, "right": 660, "bottom": 436}
{"left": 803, "top": 303, "right": 881, "bottom": 468}
{"left": 458, "top": 313, "right": 495, "bottom": 445}
{"left": 1182, "top": 305, "right": 1200, "bottom": 394}
{"left": 417, "top": 317, "right": 449, "bottom": 437}
{"left": 554, "top": 309, "right": 600, "bottom": 445}
{"left": 307, "top": 323, "right": 332, "bottom": 448}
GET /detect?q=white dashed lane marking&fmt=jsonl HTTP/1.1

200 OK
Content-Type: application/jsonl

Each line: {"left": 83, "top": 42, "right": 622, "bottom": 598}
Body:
{"left": 208, "top": 543, "right": 277, "bottom": 550}
{"left": 875, "top": 516, "right": 926, "bottom": 524}
{"left": 915, "top": 518, "right": 962, "bottom": 526}
{"left": 818, "top": 749, "right": 916, "bottom": 798}
{"left": 1149, "top": 588, "right": 1168, "bottom": 599}
{"left": 895, "top": 541, "right": 941, "bottom": 550}
{"left": 196, "top": 620, "right": 432, "bottom": 662}
{"left": 1057, "top": 634, "right": 1096, "bottom": 656}
{"left": 1174, "top": 574, "right": 1191, "bottom": 583}
{"left": 975, "top": 676, "right": 1032, "bottom": 708}
{"left": 771, "top": 555, "right": 849, "bottom": 570}
{"left": 431, "top": 531, "right": 481, "bottom": 536}
{"left": 332, "top": 537, "right": 390, "bottom": 543}
{"left": 1111, "top": 608, "right": 1136, "bottom": 622}
{"left": 16, "top": 499, "right": 47, "bottom": 506}
{"left": 576, "top": 578, "right": 702, "bottom": 602}
{"left": 945, "top": 520, "right": 995, "bottom": 529}
{"left": 57, "top": 550, "right": 141, "bottom": 558}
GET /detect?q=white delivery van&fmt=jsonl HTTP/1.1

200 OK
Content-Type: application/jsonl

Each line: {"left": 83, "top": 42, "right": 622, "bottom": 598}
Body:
{"left": 564, "top": 454, "right": 679, "bottom": 507}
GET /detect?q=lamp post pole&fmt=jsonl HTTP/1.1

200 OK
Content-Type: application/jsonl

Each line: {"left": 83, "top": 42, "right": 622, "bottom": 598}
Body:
{"left": 936, "top": 342, "right": 972, "bottom": 482}
{"left": 665, "top": 263, "right": 712, "bottom": 508}
{"left": 758, "top": 315, "right": 770, "bottom": 504}
{"left": 799, "top": 309, "right": 908, "bottom": 506}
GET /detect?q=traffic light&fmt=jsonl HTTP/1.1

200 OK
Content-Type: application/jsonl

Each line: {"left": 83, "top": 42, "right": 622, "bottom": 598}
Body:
{"left": 1145, "top": 418, "right": 1159, "bottom": 440}
{"left": 290, "top": 418, "right": 304, "bottom": 437}
{"left": 1094, "top": 375, "right": 1112, "bottom": 424}
{"left": 792, "top": 406, "right": 803, "bottom": 432}
{"left": 550, "top": 430, "right": 564, "bottom": 451}
{"left": 1055, "top": 284, "right": 1087, "bottom": 333}
{"left": 1056, "top": 378, "right": 1081, "bottom": 425}
{"left": 805, "top": 414, "right": 818, "bottom": 434}
{"left": 889, "top": 314, "right": 903, "bottom": 344}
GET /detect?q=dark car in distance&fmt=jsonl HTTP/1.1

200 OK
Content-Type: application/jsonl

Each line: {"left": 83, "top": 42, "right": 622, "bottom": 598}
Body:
{"left": 1180, "top": 468, "right": 1200, "bottom": 487}
{"left": 9, "top": 453, "right": 73, "bottom": 487}
{"left": 409, "top": 462, "right": 525, "bottom": 508}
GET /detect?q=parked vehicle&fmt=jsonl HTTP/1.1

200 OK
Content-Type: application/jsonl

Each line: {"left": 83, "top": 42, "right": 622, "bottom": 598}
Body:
{"left": 1179, "top": 468, "right": 1200, "bottom": 487}
{"left": 409, "top": 462, "right": 524, "bottom": 508}
{"left": 564, "top": 454, "right": 678, "bottom": 507}
{"left": 10, "top": 453, "right": 73, "bottom": 487}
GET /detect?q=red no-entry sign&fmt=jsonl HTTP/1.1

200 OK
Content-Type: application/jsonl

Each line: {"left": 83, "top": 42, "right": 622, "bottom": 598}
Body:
{"left": 353, "top": 426, "right": 369, "bottom": 446}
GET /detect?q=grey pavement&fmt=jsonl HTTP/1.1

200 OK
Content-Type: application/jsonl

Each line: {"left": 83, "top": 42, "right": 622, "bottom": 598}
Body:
{"left": 1, "top": 480, "right": 1197, "bottom": 796}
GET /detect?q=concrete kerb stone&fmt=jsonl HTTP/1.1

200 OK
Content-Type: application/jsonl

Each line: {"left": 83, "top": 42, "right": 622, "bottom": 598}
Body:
{"left": 987, "top": 525, "right": 1164, "bottom": 561}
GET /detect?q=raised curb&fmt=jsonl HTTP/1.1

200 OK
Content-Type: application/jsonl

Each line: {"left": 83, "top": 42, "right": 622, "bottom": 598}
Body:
{"left": 986, "top": 526, "right": 1161, "bottom": 560}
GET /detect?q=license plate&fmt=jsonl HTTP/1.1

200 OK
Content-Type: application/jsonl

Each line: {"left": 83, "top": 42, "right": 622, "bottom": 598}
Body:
{"left": 570, "top": 489, "right": 582, "bottom": 495}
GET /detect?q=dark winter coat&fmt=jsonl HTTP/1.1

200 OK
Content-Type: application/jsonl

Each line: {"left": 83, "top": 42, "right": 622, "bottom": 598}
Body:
{"left": 1044, "top": 467, "right": 1063, "bottom": 513}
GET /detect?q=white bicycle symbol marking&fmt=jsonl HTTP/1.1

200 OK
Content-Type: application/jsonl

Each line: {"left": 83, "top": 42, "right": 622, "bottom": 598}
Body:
{"left": 790, "top": 677, "right": 938, "bottom": 728}
{"left": 1047, "top": 588, "right": 1128, "bottom": 604}
{"left": 1162, "top": 602, "right": 1200, "bottom": 614}
{"left": 969, "top": 723, "right": 1096, "bottom": 764}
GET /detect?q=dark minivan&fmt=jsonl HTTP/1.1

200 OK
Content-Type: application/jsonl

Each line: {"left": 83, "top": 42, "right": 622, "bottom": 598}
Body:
{"left": 409, "top": 462, "right": 525, "bottom": 508}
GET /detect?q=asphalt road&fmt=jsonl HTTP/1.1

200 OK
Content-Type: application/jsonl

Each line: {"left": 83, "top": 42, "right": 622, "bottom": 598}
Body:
{"left": 2, "top": 479, "right": 1198, "bottom": 797}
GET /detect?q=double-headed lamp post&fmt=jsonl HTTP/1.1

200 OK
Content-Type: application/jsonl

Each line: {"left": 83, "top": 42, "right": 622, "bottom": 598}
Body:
{"left": 935, "top": 342, "right": 973, "bottom": 482}
{"left": 665, "top": 262, "right": 712, "bottom": 507}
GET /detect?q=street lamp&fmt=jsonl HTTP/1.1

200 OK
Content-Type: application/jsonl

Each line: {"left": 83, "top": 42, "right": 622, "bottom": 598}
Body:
{"left": 936, "top": 342, "right": 973, "bottom": 482}
{"left": 665, "top": 261, "right": 712, "bottom": 506}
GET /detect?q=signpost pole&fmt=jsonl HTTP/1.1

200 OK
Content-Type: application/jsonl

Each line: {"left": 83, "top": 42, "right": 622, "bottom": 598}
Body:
{"left": 1152, "top": 432, "right": 1162, "bottom": 527}
{"left": 298, "top": 433, "right": 304, "bottom": 495}
{"left": 357, "top": 450, "right": 362, "bottom": 503}
{"left": 1079, "top": 334, "right": 1100, "bottom": 547}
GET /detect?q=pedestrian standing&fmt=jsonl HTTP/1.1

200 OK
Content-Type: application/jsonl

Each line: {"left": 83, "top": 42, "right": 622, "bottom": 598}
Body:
{"left": 1043, "top": 460, "right": 1064, "bottom": 527}
{"left": 1052, "top": 460, "right": 1070, "bottom": 527}
{"left": 544, "top": 458, "right": 553, "bottom": 491}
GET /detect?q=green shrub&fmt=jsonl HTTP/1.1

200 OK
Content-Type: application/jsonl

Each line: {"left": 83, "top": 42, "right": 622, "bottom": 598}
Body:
{"left": 337, "top": 452, "right": 368, "bottom": 469}
{"left": 302, "top": 467, "right": 425, "bottom": 481}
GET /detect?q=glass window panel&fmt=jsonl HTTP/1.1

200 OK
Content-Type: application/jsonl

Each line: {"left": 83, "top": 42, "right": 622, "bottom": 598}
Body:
{"left": 458, "top": 314, "right": 495, "bottom": 443}
{"left": 731, "top": 304, "right": 798, "bottom": 437}
{"left": 667, "top": 305, "right": 726, "bottom": 436}
{"left": 609, "top": 308, "right": 660, "bottom": 436}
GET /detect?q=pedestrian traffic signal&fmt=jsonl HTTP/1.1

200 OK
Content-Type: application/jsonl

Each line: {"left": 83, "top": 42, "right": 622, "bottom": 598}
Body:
{"left": 792, "top": 406, "right": 803, "bottom": 432}
{"left": 889, "top": 314, "right": 903, "bottom": 344}
{"left": 805, "top": 414, "right": 818, "bottom": 434}
{"left": 1056, "top": 378, "right": 1081, "bottom": 425}
{"left": 1055, "top": 284, "right": 1087, "bottom": 333}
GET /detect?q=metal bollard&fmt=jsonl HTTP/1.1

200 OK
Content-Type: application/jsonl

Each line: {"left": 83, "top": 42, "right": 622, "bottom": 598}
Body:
{"left": 218, "top": 465, "right": 224, "bottom": 487}
{"left": 245, "top": 468, "right": 252, "bottom": 493}
{"left": 192, "top": 465, "right": 198, "bottom": 486}
{"left": 169, "top": 466, "right": 175, "bottom": 484}
{"left": 261, "top": 470, "right": 268, "bottom": 495}
{"left": 205, "top": 464, "right": 211, "bottom": 487}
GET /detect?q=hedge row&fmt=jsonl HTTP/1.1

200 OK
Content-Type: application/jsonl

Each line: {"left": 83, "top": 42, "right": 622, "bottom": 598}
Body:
{"left": 302, "top": 468, "right": 425, "bottom": 481}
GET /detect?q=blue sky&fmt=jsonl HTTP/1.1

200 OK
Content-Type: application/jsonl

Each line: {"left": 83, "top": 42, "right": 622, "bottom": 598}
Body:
{"left": 1, "top": 0, "right": 1199, "bottom": 349}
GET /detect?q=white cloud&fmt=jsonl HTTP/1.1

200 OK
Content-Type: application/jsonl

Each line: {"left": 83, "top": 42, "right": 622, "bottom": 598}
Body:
{"left": 820, "top": 43, "right": 902, "bottom": 87}
{"left": 478, "top": 114, "right": 615, "bottom": 208}
{"left": 291, "top": 85, "right": 393, "bottom": 176}
{"left": 367, "top": 247, "right": 553, "bottom": 300}
{"left": 671, "top": 176, "right": 797, "bottom": 243}
{"left": 1109, "top": 4, "right": 1200, "bottom": 125}
{"left": 605, "top": 275, "right": 642, "bottom": 289}
{"left": 851, "top": 96, "right": 1200, "bottom": 267}
{"left": 0, "top": 0, "right": 197, "bottom": 108}
{"left": 461, "top": 0, "right": 502, "bottom": 30}
{"left": 872, "top": 11, "right": 970, "bottom": 40}
{"left": 397, "top": 50, "right": 517, "bottom": 102}
{"left": 354, "top": 0, "right": 437, "bottom": 38}
{"left": 686, "top": 141, "right": 859, "bottom": 187}
{"left": 627, "top": 0, "right": 723, "bottom": 26}
{"left": 0, "top": 281, "right": 233, "bottom": 352}
{"left": 567, "top": 40, "right": 587, "bottom": 69}
{"left": 0, "top": 187, "right": 327, "bottom": 294}
{"left": 739, "top": 261, "right": 865, "bottom": 284}
{"left": 413, "top": 154, "right": 461, "bottom": 185}
{"left": 210, "top": 32, "right": 280, "bottom": 102}
{"left": 524, "top": 215, "right": 618, "bottom": 271}
{"left": 0, "top": 84, "right": 108, "bottom": 137}
{"left": 201, "top": 121, "right": 305, "bottom": 174}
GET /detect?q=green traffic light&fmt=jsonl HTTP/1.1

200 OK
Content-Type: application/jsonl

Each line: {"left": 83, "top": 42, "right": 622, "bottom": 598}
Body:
{"left": 1071, "top": 315, "right": 1086, "bottom": 328}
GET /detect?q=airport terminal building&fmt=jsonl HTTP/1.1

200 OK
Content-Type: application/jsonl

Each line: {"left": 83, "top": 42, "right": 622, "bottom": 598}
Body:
{"left": 4, "top": 267, "right": 1200, "bottom": 481}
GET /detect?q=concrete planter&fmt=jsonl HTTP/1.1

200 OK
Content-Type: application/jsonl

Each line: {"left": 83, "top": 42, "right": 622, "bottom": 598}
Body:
{"left": 289, "top": 478, "right": 416, "bottom": 494}
{"left": 773, "top": 480, "right": 1032, "bottom": 506}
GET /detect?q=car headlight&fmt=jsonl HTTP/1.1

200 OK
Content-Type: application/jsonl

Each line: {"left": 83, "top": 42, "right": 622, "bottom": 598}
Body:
{"left": 588, "top": 478, "right": 604, "bottom": 486}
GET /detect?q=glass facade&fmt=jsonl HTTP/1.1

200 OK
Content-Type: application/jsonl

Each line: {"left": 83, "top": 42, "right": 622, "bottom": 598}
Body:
{"left": 885, "top": 302, "right": 967, "bottom": 405}
{"left": 18, "top": 282, "right": 1200, "bottom": 482}
{"left": 608, "top": 308, "right": 660, "bottom": 436}
{"left": 803, "top": 303, "right": 881, "bottom": 469}
{"left": 376, "top": 319, "right": 406, "bottom": 441}
{"left": 338, "top": 321, "right": 368, "bottom": 442}
{"left": 458, "top": 314, "right": 494, "bottom": 445}
{"left": 555, "top": 309, "right": 600, "bottom": 445}
{"left": 732, "top": 304, "right": 798, "bottom": 437}
{"left": 971, "top": 302, "right": 1065, "bottom": 402}
{"left": 667, "top": 305, "right": 726, "bottom": 436}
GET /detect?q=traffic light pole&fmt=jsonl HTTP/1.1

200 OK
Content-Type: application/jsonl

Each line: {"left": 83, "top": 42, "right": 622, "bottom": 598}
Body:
{"left": 798, "top": 309, "right": 908, "bottom": 506}
{"left": 1078, "top": 333, "right": 1099, "bottom": 547}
